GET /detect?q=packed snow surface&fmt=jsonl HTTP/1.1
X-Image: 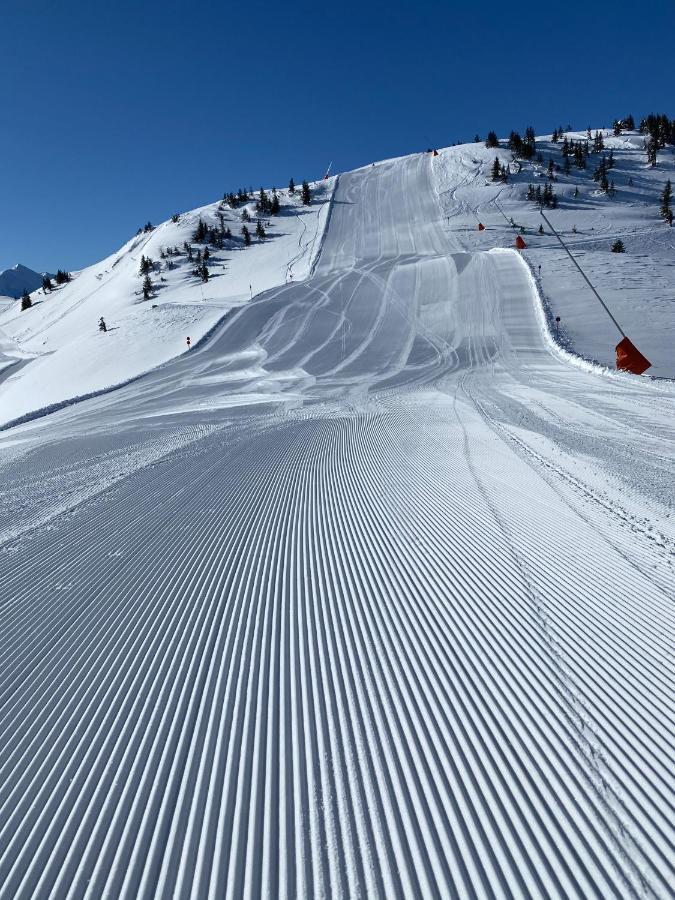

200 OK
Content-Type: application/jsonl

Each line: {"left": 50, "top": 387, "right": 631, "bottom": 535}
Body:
{"left": 0, "top": 148, "right": 673, "bottom": 899}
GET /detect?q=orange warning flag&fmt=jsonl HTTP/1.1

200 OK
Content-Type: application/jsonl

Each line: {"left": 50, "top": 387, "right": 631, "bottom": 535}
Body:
{"left": 615, "top": 337, "right": 651, "bottom": 375}
{"left": 515, "top": 235, "right": 526, "bottom": 249}
{"left": 478, "top": 222, "right": 485, "bottom": 231}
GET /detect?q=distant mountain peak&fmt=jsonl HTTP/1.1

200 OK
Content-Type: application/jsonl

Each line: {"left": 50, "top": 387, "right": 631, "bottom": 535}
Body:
{"left": 0, "top": 263, "right": 46, "bottom": 299}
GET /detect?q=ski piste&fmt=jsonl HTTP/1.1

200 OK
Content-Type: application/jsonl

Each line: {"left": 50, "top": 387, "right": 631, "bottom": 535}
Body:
{"left": 0, "top": 151, "right": 673, "bottom": 899}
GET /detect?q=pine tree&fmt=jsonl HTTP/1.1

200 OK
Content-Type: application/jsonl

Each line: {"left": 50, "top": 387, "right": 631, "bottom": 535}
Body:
{"left": 625, "top": 113, "right": 635, "bottom": 131}
{"left": 242, "top": 224, "right": 251, "bottom": 246}
{"left": 660, "top": 179, "right": 672, "bottom": 220}
{"left": 42, "top": 275, "right": 53, "bottom": 292}
{"left": 242, "top": 208, "right": 251, "bottom": 223}
{"left": 301, "top": 180, "right": 311, "bottom": 205}
{"left": 142, "top": 274, "right": 153, "bottom": 299}
{"left": 171, "top": 214, "right": 180, "bottom": 223}
{"left": 193, "top": 218, "right": 208, "bottom": 242}
{"left": 485, "top": 130, "right": 499, "bottom": 148}
{"left": 646, "top": 137, "right": 658, "bottom": 167}
{"left": 203, "top": 246, "right": 210, "bottom": 260}
{"left": 288, "top": 177, "right": 295, "bottom": 194}
{"left": 256, "top": 220, "right": 266, "bottom": 240}
{"left": 491, "top": 156, "right": 502, "bottom": 181}
{"left": 200, "top": 263, "right": 209, "bottom": 282}
{"left": 139, "top": 255, "right": 153, "bottom": 276}
{"left": 270, "top": 189, "right": 280, "bottom": 215}
{"left": 21, "top": 289, "right": 32, "bottom": 310}
{"left": 611, "top": 239, "right": 625, "bottom": 253}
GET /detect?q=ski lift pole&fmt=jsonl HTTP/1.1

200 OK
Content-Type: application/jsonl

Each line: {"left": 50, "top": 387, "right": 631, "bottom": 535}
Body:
{"left": 539, "top": 209, "right": 625, "bottom": 338}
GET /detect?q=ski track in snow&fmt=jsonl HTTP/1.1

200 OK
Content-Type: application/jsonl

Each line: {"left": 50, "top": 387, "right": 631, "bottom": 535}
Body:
{"left": 0, "top": 152, "right": 674, "bottom": 899}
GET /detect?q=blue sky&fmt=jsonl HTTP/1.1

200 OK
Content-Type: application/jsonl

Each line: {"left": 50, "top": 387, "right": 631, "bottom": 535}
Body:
{"left": 2, "top": 0, "right": 674, "bottom": 273}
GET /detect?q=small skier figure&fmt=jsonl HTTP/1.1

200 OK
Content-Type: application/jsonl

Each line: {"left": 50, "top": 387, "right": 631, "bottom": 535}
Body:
{"left": 186, "top": 336, "right": 191, "bottom": 350}
{"left": 538, "top": 265, "right": 541, "bottom": 276}
{"left": 99, "top": 317, "right": 107, "bottom": 333}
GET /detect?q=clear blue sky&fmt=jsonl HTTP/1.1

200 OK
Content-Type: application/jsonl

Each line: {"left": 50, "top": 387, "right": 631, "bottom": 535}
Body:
{"left": 2, "top": 0, "right": 674, "bottom": 273}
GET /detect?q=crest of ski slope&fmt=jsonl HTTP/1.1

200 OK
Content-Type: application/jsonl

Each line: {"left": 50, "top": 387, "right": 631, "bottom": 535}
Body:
{"left": 431, "top": 131, "right": 675, "bottom": 378}
{"left": 0, "top": 180, "right": 334, "bottom": 426}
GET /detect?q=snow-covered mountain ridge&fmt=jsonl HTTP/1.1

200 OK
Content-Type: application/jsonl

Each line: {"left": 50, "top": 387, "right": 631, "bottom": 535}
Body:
{"left": 0, "top": 264, "right": 49, "bottom": 299}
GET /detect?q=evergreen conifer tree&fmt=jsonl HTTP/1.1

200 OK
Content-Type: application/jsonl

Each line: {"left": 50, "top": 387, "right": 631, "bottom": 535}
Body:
{"left": 256, "top": 220, "right": 266, "bottom": 240}
{"left": 288, "top": 177, "right": 295, "bottom": 194}
{"left": 242, "top": 224, "right": 251, "bottom": 246}
{"left": 301, "top": 180, "right": 311, "bottom": 205}
{"left": 660, "top": 179, "right": 672, "bottom": 220}
{"left": 21, "top": 289, "right": 32, "bottom": 310}
{"left": 611, "top": 239, "right": 625, "bottom": 253}
{"left": 485, "top": 131, "right": 499, "bottom": 148}
{"left": 142, "top": 274, "right": 153, "bottom": 299}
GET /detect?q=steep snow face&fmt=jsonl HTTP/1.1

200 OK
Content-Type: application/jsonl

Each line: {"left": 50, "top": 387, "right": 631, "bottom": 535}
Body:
{"left": 0, "top": 152, "right": 673, "bottom": 899}
{"left": 0, "top": 182, "right": 334, "bottom": 426}
{"left": 0, "top": 264, "right": 45, "bottom": 299}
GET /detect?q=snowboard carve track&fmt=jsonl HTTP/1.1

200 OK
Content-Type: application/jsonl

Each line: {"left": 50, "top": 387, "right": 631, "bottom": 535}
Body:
{"left": 0, "top": 153, "right": 674, "bottom": 899}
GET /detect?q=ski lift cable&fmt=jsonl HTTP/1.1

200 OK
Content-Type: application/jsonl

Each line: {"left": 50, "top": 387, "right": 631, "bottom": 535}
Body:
{"left": 539, "top": 209, "right": 626, "bottom": 339}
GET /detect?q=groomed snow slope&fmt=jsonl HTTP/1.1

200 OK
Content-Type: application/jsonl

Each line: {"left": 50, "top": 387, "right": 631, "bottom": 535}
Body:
{"left": 432, "top": 131, "right": 675, "bottom": 378}
{"left": 0, "top": 151, "right": 673, "bottom": 899}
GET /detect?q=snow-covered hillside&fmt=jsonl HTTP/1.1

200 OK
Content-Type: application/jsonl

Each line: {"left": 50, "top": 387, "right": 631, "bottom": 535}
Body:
{"left": 431, "top": 129, "right": 675, "bottom": 378}
{"left": 0, "top": 181, "right": 333, "bottom": 426}
{"left": 1, "top": 129, "right": 673, "bottom": 430}
{"left": 0, "top": 140, "right": 673, "bottom": 899}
